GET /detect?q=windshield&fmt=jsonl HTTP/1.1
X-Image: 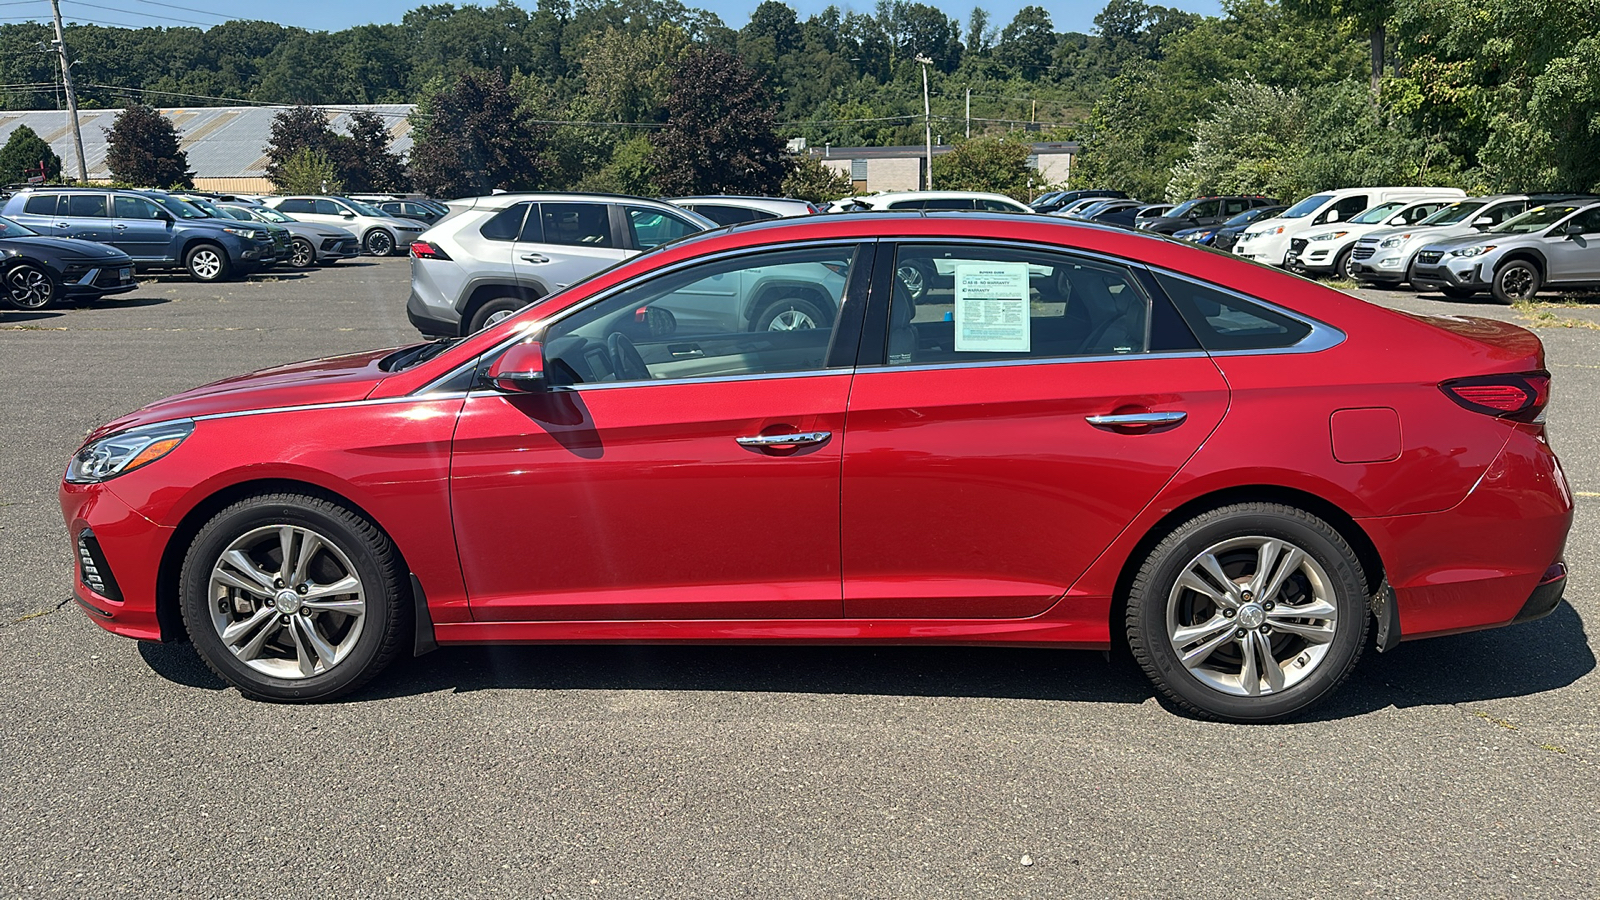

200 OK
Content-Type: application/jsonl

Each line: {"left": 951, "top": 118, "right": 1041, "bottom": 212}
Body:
{"left": 1417, "top": 200, "right": 1487, "bottom": 226}
{"left": 0, "top": 215, "right": 41, "bottom": 237}
{"left": 246, "top": 205, "right": 292, "bottom": 223}
{"left": 1281, "top": 194, "right": 1333, "bottom": 218}
{"left": 1490, "top": 204, "right": 1583, "bottom": 234}
{"left": 1350, "top": 201, "right": 1406, "bottom": 224}
{"left": 217, "top": 207, "right": 253, "bottom": 221}
{"left": 1166, "top": 199, "right": 1202, "bottom": 218}
{"left": 343, "top": 198, "right": 386, "bottom": 216}
{"left": 1221, "top": 209, "right": 1264, "bottom": 228}
{"left": 181, "top": 197, "right": 225, "bottom": 217}
{"left": 151, "top": 195, "right": 209, "bottom": 219}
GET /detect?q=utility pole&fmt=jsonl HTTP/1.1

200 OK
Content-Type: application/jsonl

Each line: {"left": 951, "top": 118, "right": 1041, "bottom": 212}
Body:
{"left": 965, "top": 87, "right": 970, "bottom": 139}
{"left": 48, "top": 0, "right": 87, "bottom": 182}
{"left": 916, "top": 55, "right": 932, "bottom": 190}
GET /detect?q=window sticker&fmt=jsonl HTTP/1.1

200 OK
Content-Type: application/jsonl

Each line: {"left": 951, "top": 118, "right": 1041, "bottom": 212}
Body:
{"left": 953, "top": 262, "right": 1031, "bottom": 352}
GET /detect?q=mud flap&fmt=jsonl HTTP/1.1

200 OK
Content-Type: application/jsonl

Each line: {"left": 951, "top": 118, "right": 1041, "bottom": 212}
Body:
{"left": 1370, "top": 580, "right": 1400, "bottom": 653}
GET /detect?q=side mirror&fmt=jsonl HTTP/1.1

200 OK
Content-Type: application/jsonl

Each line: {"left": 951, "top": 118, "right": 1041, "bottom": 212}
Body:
{"left": 1564, "top": 220, "right": 1585, "bottom": 236}
{"left": 1389, "top": 216, "right": 1407, "bottom": 225}
{"left": 156, "top": 210, "right": 173, "bottom": 222}
{"left": 1473, "top": 216, "right": 1494, "bottom": 228}
{"left": 1324, "top": 209, "right": 1341, "bottom": 222}
{"left": 340, "top": 211, "right": 356, "bottom": 218}
{"left": 486, "top": 341, "right": 546, "bottom": 393}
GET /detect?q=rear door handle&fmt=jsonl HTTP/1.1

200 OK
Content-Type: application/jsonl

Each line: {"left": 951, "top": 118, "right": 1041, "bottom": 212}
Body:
{"left": 1086, "top": 411, "right": 1187, "bottom": 428}
{"left": 736, "top": 431, "right": 831, "bottom": 449}
{"left": 521, "top": 254, "right": 550, "bottom": 264}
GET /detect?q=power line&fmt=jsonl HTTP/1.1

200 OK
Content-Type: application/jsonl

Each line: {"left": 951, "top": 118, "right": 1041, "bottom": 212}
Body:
{"left": 129, "top": 0, "right": 230, "bottom": 20}
{"left": 61, "top": 0, "right": 215, "bottom": 27}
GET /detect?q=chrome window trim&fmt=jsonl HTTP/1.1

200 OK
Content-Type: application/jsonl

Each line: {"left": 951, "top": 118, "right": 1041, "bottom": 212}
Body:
{"left": 862, "top": 349, "right": 1211, "bottom": 375}
{"left": 464, "top": 367, "right": 847, "bottom": 397}
{"left": 1145, "top": 267, "right": 1346, "bottom": 356}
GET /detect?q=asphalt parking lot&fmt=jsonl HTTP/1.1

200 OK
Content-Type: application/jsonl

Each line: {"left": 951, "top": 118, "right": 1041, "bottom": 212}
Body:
{"left": 2, "top": 258, "right": 1596, "bottom": 898}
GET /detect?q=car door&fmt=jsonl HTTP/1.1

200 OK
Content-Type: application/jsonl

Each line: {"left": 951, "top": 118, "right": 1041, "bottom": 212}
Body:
{"left": 110, "top": 194, "right": 175, "bottom": 260}
{"left": 840, "top": 241, "right": 1229, "bottom": 619}
{"left": 60, "top": 192, "right": 111, "bottom": 241}
{"left": 1543, "top": 207, "right": 1600, "bottom": 283}
{"left": 512, "top": 202, "right": 629, "bottom": 294}
{"left": 13, "top": 192, "right": 63, "bottom": 234}
{"left": 449, "top": 241, "right": 872, "bottom": 621}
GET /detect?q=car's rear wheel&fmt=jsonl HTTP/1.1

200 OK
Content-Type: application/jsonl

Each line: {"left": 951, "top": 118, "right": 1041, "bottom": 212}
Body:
{"left": 895, "top": 260, "right": 931, "bottom": 300}
{"left": 290, "top": 238, "right": 316, "bottom": 268}
{"left": 363, "top": 229, "right": 396, "bottom": 257}
{"left": 185, "top": 244, "right": 230, "bottom": 282}
{"left": 1126, "top": 502, "right": 1369, "bottom": 722}
{"left": 3, "top": 262, "right": 56, "bottom": 310}
{"left": 755, "top": 296, "right": 828, "bottom": 331}
{"left": 468, "top": 296, "right": 526, "bottom": 333}
{"left": 180, "top": 493, "right": 407, "bottom": 702}
{"left": 1491, "top": 260, "right": 1541, "bottom": 304}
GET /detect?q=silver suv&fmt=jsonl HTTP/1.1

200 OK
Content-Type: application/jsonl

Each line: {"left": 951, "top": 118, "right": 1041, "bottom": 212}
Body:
{"left": 1410, "top": 200, "right": 1600, "bottom": 302}
{"left": 406, "top": 193, "right": 713, "bottom": 336}
{"left": 262, "top": 195, "right": 423, "bottom": 257}
{"left": 1350, "top": 195, "right": 1550, "bottom": 287}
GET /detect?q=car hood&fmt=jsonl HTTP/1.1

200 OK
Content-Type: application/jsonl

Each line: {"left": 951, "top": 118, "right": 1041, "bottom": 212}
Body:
{"left": 1417, "top": 232, "right": 1500, "bottom": 252}
{"left": 88, "top": 347, "right": 400, "bottom": 442}
{"left": 1, "top": 236, "right": 131, "bottom": 260}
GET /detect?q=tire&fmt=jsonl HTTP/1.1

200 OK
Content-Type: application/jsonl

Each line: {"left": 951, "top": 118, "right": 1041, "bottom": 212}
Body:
{"left": 467, "top": 296, "right": 526, "bottom": 333}
{"left": 1440, "top": 286, "right": 1476, "bottom": 299}
{"left": 179, "top": 493, "right": 407, "bottom": 702}
{"left": 754, "top": 296, "right": 829, "bottom": 331}
{"left": 1126, "top": 502, "right": 1370, "bottom": 722}
{"left": 1491, "top": 260, "right": 1541, "bottom": 304}
{"left": 363, "top": 229, "right": 396, "bottom": 257}
{"left": 185, "top": 243, "right": 231, "bottom": 282}
{"left": 2, "top": 262, "right": 57, "bottom": 310}
{"left": 1333, "top": 248, "right": 1355, "bottom": 281}
{"left": 895, "top": 260, "right": 932, "bottom": 301}
{"left": 289, "top": 238, "right": 316, "bottom": 268}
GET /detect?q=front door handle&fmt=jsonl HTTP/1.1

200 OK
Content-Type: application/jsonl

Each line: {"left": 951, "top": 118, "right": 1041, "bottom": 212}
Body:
{"left": 114, "top": 223, "right": 128, "bottom": 230}
{"left": 1086, "top": 411, "right": 1187, "bottom": 428}
{"left": 736, "top": 431, "right": 831, "bottom": 449}
{"left": 521, "top": 253, "right": 550, "bottom": 264}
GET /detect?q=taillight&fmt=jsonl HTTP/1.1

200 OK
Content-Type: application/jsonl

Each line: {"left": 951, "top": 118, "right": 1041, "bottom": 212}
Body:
{"left": 1440, "top": 372, "right": 1550, "bottom": 423}
{"left": 410, "top": 241, "right": 450, "bottom": 260}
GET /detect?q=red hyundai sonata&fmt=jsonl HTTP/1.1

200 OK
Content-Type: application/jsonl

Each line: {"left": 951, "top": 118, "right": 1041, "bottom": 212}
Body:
{"left": 61, "top": 213, "right": 1572, "bottom": 721}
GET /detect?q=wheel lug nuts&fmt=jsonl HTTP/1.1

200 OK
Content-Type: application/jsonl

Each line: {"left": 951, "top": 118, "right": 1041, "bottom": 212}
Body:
{"left": 274, "top": 578, "right": 284, "bottom": 588}
{"left": 280, "top": 615, "right": 290, "bottom": 624}
{"left": 1223, "top": 609, "right": 1235, "bottom": 618}
{"left": 1261, "top": 625, "right": 1272, "bottom": 635}
{"left": 300, "top": 608, "right": 311, "bottom": 616}
{"left": 297, "top": 584, "right": 308, "bottom": 595}
{"left": 1235, "top": 629, "right": 1247, "bottom": 639}
{"left": 1263, "top": 601, "right": 1275, "bottom": 611}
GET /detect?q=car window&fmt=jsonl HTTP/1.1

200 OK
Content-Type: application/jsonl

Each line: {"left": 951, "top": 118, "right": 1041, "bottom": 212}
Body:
{"left": 687, "top": 204, "right": 756, "bottom": 226}
{"left": 1350, "top": 202, "right": 1405, "bottom": 225}
{"left": 479, "top": 203, "right": 530, "bottom": 242}
{"left": 1281, "top": 194, "right": 1333, "bottom": 219}
{"left": 625, "top": 207, "right": 698, "bottom": 250}
{"left": 885, "top": 244, "right": 1196, "bottom": 366}
{"left": 1223, "top": 199, "right": 1248, "bottom": 215}
{"left": 22, "top": 194, "right": 59, "bottom": 216}
{"left": 217, "top": 207, "right": 253, "bottom": 221}
{"left": 66, "top": 194, "right": 109, "bottom": 218}
{"left": 1154, "top": 273, "right": 1313, "bottom": 352}
{"left": 313, "top": 199, "right": 344, "bottom": 216}
{"left": 540, "top": 203, "right": 613, "bottom": 247}
{"left": 1190, "top": 199, "right": 1222, "bottom": 218}
{"left": 1566, "top": 207, "right": 1600, "bottom": 234}
{"left": 1479, "top": 202, "right": 1523, "bottom": 225}
{"left": 921, "top": 198, "right": 977, "bottom": 210}
{"left": 980, "top": 198, "right": 1020, "bottom": 211}
{"left": 112, "top": 196, "right": 160, "bottom": 220}
{"left": 1323, "top": 195, "right": 1369, "bottom": 223}
{"left": 277, "top": 199, "right": 311, "bottom": 214}
{"left": 542, "top": 244, "right": 858, "bottom": 385}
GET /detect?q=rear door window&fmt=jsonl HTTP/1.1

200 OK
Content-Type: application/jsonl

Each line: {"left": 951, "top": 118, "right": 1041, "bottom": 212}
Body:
{"left": 479, "top": 203, "right": 530, "bottom": 241}
{"left": 540, "top": 203, "right": 613, "bottom": 247}
{"left": 1154, "top": 272, "right": 1313, "bottom": 351}
{"left": 66, "top": 194, "right": 109, "bottom": 218}
{"left": 277, "top": 199, "right": 312, "bottom": 214}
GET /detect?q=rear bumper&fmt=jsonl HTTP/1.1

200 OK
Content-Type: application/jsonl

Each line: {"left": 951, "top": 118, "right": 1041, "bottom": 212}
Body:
{"left": 407, "top": 289, "right": 461, "bottom": 337}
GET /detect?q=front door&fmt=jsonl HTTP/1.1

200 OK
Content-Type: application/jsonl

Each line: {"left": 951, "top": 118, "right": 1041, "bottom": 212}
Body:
{"left": 450, "top": 242, "right": 870, "bottom": 621}
{"left": 111, "top": 194, "right": 176, "bottom": 260}
{"left": 841, "top": 242, "right": 1230, "bottom": 620}
{"left": 1544, "top": 208, "right": 1600, "bottom": 283}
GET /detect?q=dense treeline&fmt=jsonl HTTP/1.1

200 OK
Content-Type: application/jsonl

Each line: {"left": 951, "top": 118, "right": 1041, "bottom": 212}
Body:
{"left": 1, "top": 0, "right": 1595, "bottom": 198}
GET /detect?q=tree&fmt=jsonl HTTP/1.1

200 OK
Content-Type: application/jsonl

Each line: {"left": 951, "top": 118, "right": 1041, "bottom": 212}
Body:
{"left": 781, "top": 154, "right": 853, "bottom": 202}
{"left": 264, "top": 106, "right": 344, "bottom": 190}
{"left": 994, "top": 6, "right": 1056, "bottom": 75}
{"left": 408, "top": 69, "right": 552, "bottom": 198}
{"left": 104, "top": 103, "right": 194, "bottom": 188}
{"left": 273, "top": 147, "right": 343, "bottom": 194}
{"left": 1281, "top": 0, "right": 1392, "bottom": 95}
{"left": 341, "top": 109, "right": 408, "bottom": 192}
{"left": 930, "top": 136, "right": 1036, "bottom": 199}
{"left": 0, "top": 125, "right": 60, "bottom": 184}
{"left": 649, "top": 47, "right": 787, "bottom": 195}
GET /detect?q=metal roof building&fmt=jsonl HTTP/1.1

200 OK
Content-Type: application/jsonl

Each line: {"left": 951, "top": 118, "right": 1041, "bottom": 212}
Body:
{"left": 0, "top": 104, "right": 414, "bottom": 192}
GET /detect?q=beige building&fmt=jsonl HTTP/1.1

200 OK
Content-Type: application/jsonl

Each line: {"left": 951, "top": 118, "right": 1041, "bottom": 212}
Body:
{"left": 813, "top": 141, "right": 1078, "bottom": 197}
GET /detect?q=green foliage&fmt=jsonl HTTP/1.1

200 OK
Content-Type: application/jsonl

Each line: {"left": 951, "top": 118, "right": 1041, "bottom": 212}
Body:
{"left": 104, "top": 103, "right": 194, "bottom": 188}
{"left": 408, "top": 69, "right": 554, "bottom": 198}
{"left": 273, "top": 147, "right": 343, "bottom": 194}
{"left": 576, "top": 134, "right": 657, "bottom": 194}
{"left": 0, "top": 125, "right": 60, "bottom": 184}
{"left": 930, "top": 135, "right": 1037, "bottom": 199}
{"left": 650, "top": 47, "right": 787, "bottom": 195}
{"left": 781, "top": 153, "right": 853, "bottom": 202}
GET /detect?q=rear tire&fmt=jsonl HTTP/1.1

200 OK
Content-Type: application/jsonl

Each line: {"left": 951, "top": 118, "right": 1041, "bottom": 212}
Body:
{"left": 468, "top": 296, "right": 526, "bottom": 333}
{"left": 1333, "top": 248, "right": 1355, "bottom": 281}
{"left": 755, "top": 296, "right": 829, "bottom": 331}
{"left": 185, "top": 244, "right": 231, "bottom": 282}
{"left": 1126, "top": 502, "right": 1369, "bottom": 723}
{"left": 363, "top": 229, "right": 396, "bottom": 257}
{"left": 1491, "top": 260, "right": 1541, "bottom": 304}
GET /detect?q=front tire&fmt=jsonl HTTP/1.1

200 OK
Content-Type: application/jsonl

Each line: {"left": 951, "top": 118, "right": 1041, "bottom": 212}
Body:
{"left": 363, "top": 229, "right": 396, "bottom": 257}
{"left": 1491, "top": 260, "right": 1541, "bottom": 304}
{"left": 1333, "top": 247, "right": 1355, "bottom": 281}
{"left": 180, "top": 493, "right": 407, "bottom": 702}
{"left": 755, "top": 296, "right": 828, "bottom": 331}
{"left": 290, "top": 238, "right": 316, "bottom": 268}
{"left": 185, "top": 244, "right": 231, "bottom": 282}
{"left": 1126, "top": 502, "right": 1369, "bottom": 722}
{"left": 3, "top": 262, "right": 57, "bottom": 309}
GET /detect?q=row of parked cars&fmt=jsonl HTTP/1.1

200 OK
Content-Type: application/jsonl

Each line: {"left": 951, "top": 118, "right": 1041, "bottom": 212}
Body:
{"left": 0, "top": 187, "right": 447, "bottom": 311}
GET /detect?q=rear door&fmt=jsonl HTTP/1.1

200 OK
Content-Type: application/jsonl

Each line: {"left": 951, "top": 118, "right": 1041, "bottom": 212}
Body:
{"left": 512, "top": 201, "right": 627, "bottom": 294}
{"left": 61, "top": 192, "right": 111, "bottom": 241}
{"left": 839, "top": 242, "right": 1229, "bottom": 619}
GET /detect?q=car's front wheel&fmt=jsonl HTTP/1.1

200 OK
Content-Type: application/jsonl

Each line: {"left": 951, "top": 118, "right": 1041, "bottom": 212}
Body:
{"left": 2, "top": 262, "right": 57, "bottom": 310}
{"left": 1334, "top": 248, "right": 1355, "bottom": 281}
{"left": 1126, "top": 502, "right": 1369, "bottom": 722}
{"left": 363, "top": 229, "right": 396, "bottom": 257}
{"left": 180, "top": 493, "right": 408, "bottom": 702}
{"left": 756, "top": 296, "right": 828, "bottom": 331}
{"left": 185, "top": 244, "right": 231, "bottom": 282}
{"left": 1491, "top": 260, "right": 1541, "bottom": 304}
{"left": 289, "top": 238, "right": 316, "bottom": 268}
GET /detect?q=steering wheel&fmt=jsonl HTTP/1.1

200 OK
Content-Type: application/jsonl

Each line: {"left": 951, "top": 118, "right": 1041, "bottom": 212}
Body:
{"left": 606, "top": 332, "right": 650, "bottom": 382}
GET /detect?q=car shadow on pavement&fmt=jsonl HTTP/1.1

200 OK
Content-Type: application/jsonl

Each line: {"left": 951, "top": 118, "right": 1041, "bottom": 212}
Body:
{"left": 0, "top": 310, "right": 62, "bottom": 324}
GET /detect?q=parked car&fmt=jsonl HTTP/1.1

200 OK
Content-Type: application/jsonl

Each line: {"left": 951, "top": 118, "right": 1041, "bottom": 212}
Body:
{"left": 838, "top": 191, "right": 1033, "bottom": 213}
{"left": 0, "top": 214, "right": 137, "bottom": 309}
{"left": 215, "top": 203, "right": 361, "bottom": 268}
{"left": 262, "top": 196, "right": 424, "bottom": 257}
{"left": 1287, "top": 196, "right": 1459, "bottom": 279}
{"left": 407, "top": 193, "right": 715, "bottom": 336}
{"left": 171, "top": 193, "right": 291, "bottom": 269}
{"left": 1350, "top": 195, "right": 1586, "bottom": 288}
{"left": 1410, "top": 200, "right": 1600, "bottom": 303}
{"left": 667, "top": 196, "right": 818, "bottom": 225}
{"left": 1030, "top": 189, "right": 1127, "bottom": 214}
{"left": 2, "top": 188, "right": 276, "bottom": 282}
{"left": 1132, "top": 204, "right": 1175, "bottom": 228}
{"left": 375, "top": 199, "right": 448, "bottom": 227}
{"left": 1076, "top": 199, "right": 1150, "bottom": 228}
{"left": 62, "top": 212, "right": 1571, "bottom": 723}
{"left": 1233, "top": 187, "right": 1467, "bottom": 267}
{"left": 1050, "top": 197, "right": 1119, "bottom": 218}
{"left": 1137, "top": 196, "right": 1281, "bottom": 236}
{"left": 1174, "top": 206, "right": 1287, "bottom": 251}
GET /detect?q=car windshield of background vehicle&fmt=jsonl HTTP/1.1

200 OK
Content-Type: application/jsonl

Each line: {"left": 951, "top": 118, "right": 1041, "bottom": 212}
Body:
{"left": 246, "top": 206, "right": 292, "bottom": 224}
{"left": 1221, "top": 210, "right": 1262, "bottom": 228}
{"left": 1280, "top": 194, "right": 1332, "bottom": 218}
{"left": 217, "top": 207, "right": 253, "bottom": 221}
{"left": 151, "top": 195, "right": 208, "bottom": 219}
{"left": 0, "top": 214, "right": 40, "bottom": 237}
{"left": 346, "top": 199, "right": 387, "bottom": 216}
{"left": 181, "top": 197, "right": 225, "bottom": 217}
{"left": 1419, "top": 200, "right": 1488, "bottom": 226}
{"left": 1491, "top": 205, "right": 1584, "bottom": 234}
{"left": 1166, "top": 199, "right": 1203, "bottom": 218}
{"left": 1350, "top": 202, "right": 1407, "bottom": 225}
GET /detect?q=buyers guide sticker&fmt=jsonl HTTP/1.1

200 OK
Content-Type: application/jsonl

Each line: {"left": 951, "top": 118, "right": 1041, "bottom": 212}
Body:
{"left": 954, "top": 263, "right": 1030, "bottom": 353}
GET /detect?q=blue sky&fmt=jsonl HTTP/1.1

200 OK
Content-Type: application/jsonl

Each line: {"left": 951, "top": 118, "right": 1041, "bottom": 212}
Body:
{"left": 61, "top": 0, "right": 1225, "bottom": 37}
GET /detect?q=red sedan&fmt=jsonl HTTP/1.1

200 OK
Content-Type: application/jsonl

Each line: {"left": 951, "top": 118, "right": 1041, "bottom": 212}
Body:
{"left": 60, "top": 213, "right": 1572, "bottom": 721}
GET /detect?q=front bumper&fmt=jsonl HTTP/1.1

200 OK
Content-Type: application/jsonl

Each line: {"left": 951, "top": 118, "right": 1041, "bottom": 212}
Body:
{"left": 1410, "top": 255, "right": 1487, "bottom": 292}
{"left": 60, "top": 262, "right": 139, "bottom": 299}
{"left": 316, "top": 237, "right": 361, "bottom": 262}
{"left": 60, "top": 481, "right": 175, "bottom": 641}
{"left": 1234, "top": 234, "right": 1290, "bottom": 267}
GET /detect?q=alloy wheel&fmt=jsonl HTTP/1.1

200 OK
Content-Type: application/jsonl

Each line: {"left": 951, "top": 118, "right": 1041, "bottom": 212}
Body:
{"left": 767, "top": 308, "right": 817, "bottom": 331}
{"left": 190, "top": 249, "right": 222, "bottom": 280}
{"left": 366, "top": 230, "right": 394, "bottom": 257}
{"left": 5, "top": 264, "right": 53, "bottom": 309}
{"left": 291, "top": 240, "right": 315, "bottom": 267}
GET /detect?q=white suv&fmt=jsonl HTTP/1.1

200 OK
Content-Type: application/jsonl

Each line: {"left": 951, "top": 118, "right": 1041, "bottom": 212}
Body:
{"left": 263, "top": 195, "right": 424, "bottom": 257}
{"left": 1233, "top": 187, "right": 1465, "bottom": 267}
{"left": 1288, "top": 197, "right": 1458, "bottom": 279}
{"left": 834, "top": 191, "right": 1033, "bottom": 213}
{"left": 407, "top": 193, "right": 714, "bottom": 336}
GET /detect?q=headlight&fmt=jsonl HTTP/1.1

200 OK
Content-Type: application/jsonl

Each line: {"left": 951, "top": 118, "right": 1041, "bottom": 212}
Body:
{"left": 66, "top": 420, "right": 194, "bottom": 484}
{"left": 1308, "top": 231, "right": 1348, "bottom": 242}
{"left": 222, "top": 227, "right": 266, "bottom": 240}
{"left": 1379, "top": 234, "right": 1410, "bottom": 248}
{"left": 1448, "top": 245, "right": 1496, "bottom": 258}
